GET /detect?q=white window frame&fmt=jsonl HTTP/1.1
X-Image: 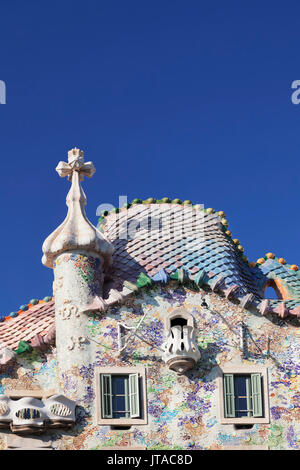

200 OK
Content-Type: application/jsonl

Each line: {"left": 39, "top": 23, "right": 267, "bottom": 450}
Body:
{"left": 218, "top": 365, "right": 270, "bottom": 425}
{"left": 95, "top": 366, "right": 147, "bottom": 426}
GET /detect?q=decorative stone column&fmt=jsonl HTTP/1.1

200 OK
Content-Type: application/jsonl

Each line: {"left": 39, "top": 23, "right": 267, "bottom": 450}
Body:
{"left": 42, "top": 148, "right": 114, "bottom": 403}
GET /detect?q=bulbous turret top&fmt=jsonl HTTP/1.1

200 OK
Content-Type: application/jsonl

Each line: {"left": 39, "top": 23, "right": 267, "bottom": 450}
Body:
{"left": 42, "top": 148, "right": 114, "bottom": 269}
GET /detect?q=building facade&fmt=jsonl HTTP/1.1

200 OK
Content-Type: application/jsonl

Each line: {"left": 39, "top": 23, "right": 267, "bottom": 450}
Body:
{"left": 0, "top": 149, "right": 299, "bottom": 450}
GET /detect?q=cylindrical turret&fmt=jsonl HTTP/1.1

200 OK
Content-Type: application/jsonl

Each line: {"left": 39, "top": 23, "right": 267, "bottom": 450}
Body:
{"left": 42, "top": 148, "right": 114, "bottom": 403}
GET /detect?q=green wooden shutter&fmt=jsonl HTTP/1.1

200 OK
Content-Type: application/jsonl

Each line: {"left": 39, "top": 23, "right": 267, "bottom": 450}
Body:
{"left": 129, "top": 373, "right": 140, "bottom": 418}
{"left": 124, "top": 375, "right": 130, "bottom": 418}
{"left": 251, "top": 373, "right": 263, "bottom": 417}
{"left": 223, "top": 374, "right": 235, "bottom": 418}
{"left": 101, "top": 374, "right": 113, "bottom": 418}
{"left": 246, "top": 377, "right": 252, "bottom": 417}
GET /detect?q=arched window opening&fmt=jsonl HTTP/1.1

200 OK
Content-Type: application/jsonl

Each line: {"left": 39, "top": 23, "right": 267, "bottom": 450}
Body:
{"left": 263, "top": 280, "right": 282, "bottom": 300}
{"left": 170, "top": 317, "right": 188, "bottom": 347}
{"left": 264, "top": 286, "right": 278, "bottom": 300}
{"left": 170, "top": 317, "right": 188, "bottom": 328}
{"left": 165, "top": 308, "right": 194, "bottom": 330}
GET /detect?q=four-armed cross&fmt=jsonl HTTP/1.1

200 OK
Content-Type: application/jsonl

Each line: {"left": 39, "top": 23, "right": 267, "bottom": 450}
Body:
{"left": 56, "top": 147, "right": 96, "bottom": 181}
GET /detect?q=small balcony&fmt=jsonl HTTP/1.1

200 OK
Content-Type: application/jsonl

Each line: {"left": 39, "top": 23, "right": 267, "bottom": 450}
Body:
{"left": 0, "top": 394, "right": 76, "bottom": 433}
{"left": 163, "top": 324, "right": 201, "bottom": 375}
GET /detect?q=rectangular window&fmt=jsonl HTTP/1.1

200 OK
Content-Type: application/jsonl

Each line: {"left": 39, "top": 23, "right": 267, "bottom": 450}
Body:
{"left": 101, "top": 374, "right": 139, "bottom": 419}
{"left": 223, "top": 373, "right": 263, "bottom": 418}
{"left": 95, "top": 367, "right": 147, "bottom": 426}
{"left": 219, "top": 366, "right": 269, "bottom": 425}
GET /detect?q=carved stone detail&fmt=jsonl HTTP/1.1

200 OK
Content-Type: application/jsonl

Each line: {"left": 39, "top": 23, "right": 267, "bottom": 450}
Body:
{"left": 0, "top": 395, "right": 76, "bottom": 434}
{"left": 53, "top": 277, "right": 63, "bottom": 293}
{"left": 58, "top": 305, "right": 79, "bottom": 320}
{"left": 67, "top": 336, "right": 87, "bottom": 350}
{"left": 42, "top": 148, "right": 113, "bottom": 269}
{"left": 163, "top": 325, "right": 201, "bottom": 375}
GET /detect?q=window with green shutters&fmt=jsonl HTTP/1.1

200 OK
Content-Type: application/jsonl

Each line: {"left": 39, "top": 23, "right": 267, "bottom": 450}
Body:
{"left": 223, "top": 373, "right": 263, "bottom": 419}
{"left": 100, "top": 374, "right": 140, "bottom": 420}
{"left": 101, "top": 374, "right": 113, "bottom": 419}
{"left": 251, "top": 373, "right": 263, "bottom": 417}
{"left": 223, "top": 374, "right": 235, "bottom": 418}
{"left": 129, "top": 373, "right": 140, "bottom": 418}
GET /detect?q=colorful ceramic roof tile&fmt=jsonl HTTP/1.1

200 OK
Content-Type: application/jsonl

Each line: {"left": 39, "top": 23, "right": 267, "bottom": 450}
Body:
{"left": 2, "top": 198, "right": 300, "bottom": 365}
{"left": 99, "top": 203, "right": 255, "bottom": 291}
{"left": 98, "top": 199, "right": 300, "bottom": 317}
{"left": 0, "top": 298, "right": 55, "bottom": 351}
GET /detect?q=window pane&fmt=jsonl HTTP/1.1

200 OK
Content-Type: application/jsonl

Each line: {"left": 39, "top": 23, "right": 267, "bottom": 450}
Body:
{"left": 112, "top": 395, "right": 126, "bottom": 412}
{"left": 112, "top": 375, "right": 127, "bottom": 394}
{"left": 234, "top": 376, "right": 247, "bottom": 397}
{"left": 233, "top": 375, "right": 253, "bottom": 417}
{"left": 112, "top": 411, "right": 130, "bottom": 418}
{"left": 110, "top": 375, "right": 130, "bottom": 419}
{"left": 235, "top": 397, "right": 249, "bottom": 417}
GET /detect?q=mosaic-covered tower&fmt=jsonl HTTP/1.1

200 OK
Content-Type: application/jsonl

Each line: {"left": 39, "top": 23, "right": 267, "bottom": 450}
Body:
{"left": 0, "top": 150, "right": 299, "bottom": 450}
{"left": 42, "top": 148, "right": 114, "bottom": 400}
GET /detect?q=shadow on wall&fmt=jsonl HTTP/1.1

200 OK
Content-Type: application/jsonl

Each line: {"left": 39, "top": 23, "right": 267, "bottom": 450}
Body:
{"left": 187, "top": 344, "right": 224, "bottom": 383}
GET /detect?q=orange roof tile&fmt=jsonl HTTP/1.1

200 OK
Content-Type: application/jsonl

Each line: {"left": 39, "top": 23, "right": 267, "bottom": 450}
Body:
{"left": 0, "top": 301, "right": 55, "bottom": 350}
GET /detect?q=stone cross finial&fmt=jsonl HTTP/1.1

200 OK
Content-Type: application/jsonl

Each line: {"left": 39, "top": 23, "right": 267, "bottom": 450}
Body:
{"left": 56, "top": 147, "right": 96, "bottom": 181}
{"left": 42, "top": 147, "right": 114, "bottom": 269}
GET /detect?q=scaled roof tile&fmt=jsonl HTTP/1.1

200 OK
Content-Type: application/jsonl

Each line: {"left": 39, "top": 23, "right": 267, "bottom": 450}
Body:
{"left": 3, "top": 201, "right": 300, "bottom": 354}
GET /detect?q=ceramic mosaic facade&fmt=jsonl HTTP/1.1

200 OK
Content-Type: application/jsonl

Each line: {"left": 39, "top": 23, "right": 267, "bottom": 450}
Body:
{"left": 0, "top": 285, "right": 299, "bottom": 450}
{"left": 0, "top": 148, "right": 299, "bottom": 450}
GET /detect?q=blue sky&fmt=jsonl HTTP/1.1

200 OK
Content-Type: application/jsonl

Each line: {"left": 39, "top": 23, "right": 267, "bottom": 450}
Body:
{"left": 1, "top": 1, "right": 300, "bottom": 316}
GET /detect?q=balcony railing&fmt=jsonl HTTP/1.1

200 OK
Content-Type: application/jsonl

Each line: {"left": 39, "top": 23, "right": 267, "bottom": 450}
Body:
{"left": 0, "top": 394, "right": 76, "bottom": 433}
{"left": 163, "top": 325, "right": 201, "bottom": 374}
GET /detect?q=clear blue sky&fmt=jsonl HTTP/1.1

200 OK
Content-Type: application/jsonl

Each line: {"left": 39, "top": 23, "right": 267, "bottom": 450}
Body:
{"left": 1, "top": 0, "right": 300, "bottom": 316}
